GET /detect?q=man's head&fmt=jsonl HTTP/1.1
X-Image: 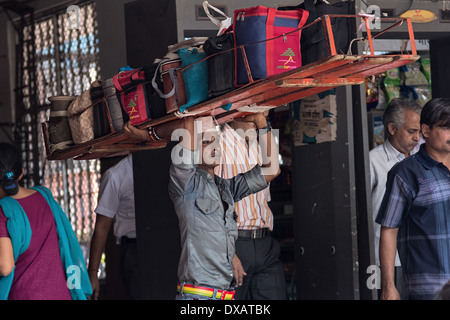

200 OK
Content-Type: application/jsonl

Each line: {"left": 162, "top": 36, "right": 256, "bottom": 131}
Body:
{"left": 200, "top": 131, "right": 221, "bottom": 168}
{"left": 195, "top": 117, "right": 221, "bottom": 168}
{"left": 420, "top": 98, "right": 450, "bottom": 154}
{"left": 383, "top": 98, "right": 422, "bottom": 155}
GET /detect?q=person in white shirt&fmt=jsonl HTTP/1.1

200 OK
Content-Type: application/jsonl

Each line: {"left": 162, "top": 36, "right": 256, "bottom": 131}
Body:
{"left": 369, "top": 98, "right": 422, "bottom": 299}
{"left": 87, "top": 154, "right": 138, "bottom": 299}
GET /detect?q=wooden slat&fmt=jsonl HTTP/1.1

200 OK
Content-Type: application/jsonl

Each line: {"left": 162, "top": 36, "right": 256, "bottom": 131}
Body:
{"left": 276, "top": 77, "right": 364, "bottom": 87}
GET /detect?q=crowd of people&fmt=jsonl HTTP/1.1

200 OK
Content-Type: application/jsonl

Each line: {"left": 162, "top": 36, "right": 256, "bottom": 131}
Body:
{"left": 0, "top": 97, "right": 449, "bottom": 300}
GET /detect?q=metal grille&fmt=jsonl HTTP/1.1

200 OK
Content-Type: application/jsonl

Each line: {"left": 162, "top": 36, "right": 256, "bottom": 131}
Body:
{"left": 16, "top": 1, "right": 101, "bottom": 247}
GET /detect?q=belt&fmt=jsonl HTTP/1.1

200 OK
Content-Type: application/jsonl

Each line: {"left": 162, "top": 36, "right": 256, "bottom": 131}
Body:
{"left": 177, "top": 283, "right": 235, "bottom": 300}
{"left": 238, "top": 228, "right": 270, "bottom": 239}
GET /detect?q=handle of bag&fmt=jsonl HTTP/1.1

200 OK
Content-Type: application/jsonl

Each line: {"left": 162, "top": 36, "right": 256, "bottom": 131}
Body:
{"left": 112, "top": 74, "right": 124, "bottom": 91}
{"left": 304, "top": 0, "right": 318, "bottom": 15}
{"left": 113, "top": 69, "right": 142, "bottom": 92}
{"left": 304, "top": 0, "right": 331, "bottom": 16}
{"left": 130, "top": 69, "right": 144, "bottom": 82}
{"left": 151, "top": 59, "right": 177, "bottom": 99}
{"left": 266, "top": 8, "right": 277, "bottom": 75}
{"left": 202, "top": 1, "right": 231, "bottom": 35}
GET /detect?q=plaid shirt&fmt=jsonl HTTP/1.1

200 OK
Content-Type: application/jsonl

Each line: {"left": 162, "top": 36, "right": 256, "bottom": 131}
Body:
{"left": 376, "top": 144, "right": 450, "bottom": 300}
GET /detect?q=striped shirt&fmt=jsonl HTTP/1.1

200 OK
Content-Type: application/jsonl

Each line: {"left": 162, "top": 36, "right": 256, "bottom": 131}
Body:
{"left": 376, "top": 144, "right": 450, "bottom": 300}
{"left": 214, "top": 124, "right": 273, "bottom": 230}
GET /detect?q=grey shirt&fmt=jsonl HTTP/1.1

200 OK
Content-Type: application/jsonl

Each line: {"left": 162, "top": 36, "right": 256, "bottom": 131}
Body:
{"left": 168, "top": 147, "right": 268, "bottom": 289}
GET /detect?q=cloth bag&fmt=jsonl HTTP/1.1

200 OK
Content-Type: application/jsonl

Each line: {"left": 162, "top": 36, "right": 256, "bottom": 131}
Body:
{"left": 202, "top": 1, "right": 235, "bottom": 98}
{"left": 89, "top": 83, "right": 113, "bottom": 138}
{"left": 47, "top": 95, "right": 75, "bottom": 152}
{"left": 203, "top": 30, "right": 235, "bottom": 98}
{"left": 152, "top": 53, "right": 187, "bottom": 114}
{"left": 102, "top": 77, "right": 127, "bottom": 132}
{"left": 152, "top": 38, "right": 208, "bottom": 114}
{"left": 113, "top": 68, "right": 151, "bottom": 125}
{"left": 68, "top": 82, "right": 100, "bottom": 144}
{"left": 233, "top": 6, "right": 309, "bottom": 86}
{"left": 279, "top": 0, "right": 353, "bottom": 65}
{"left": 177, "top": 46, "right": 209, "bottom": 112}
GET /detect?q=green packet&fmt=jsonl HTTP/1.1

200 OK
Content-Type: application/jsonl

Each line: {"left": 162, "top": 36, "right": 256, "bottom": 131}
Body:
{"left": 420, "top": 58, "right": 431, "bottom": 84}
{"left": 384, "top": 68, "right": 401, "bottom": 86}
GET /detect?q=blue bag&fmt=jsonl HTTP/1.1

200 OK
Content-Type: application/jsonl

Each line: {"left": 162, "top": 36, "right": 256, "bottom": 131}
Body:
{"left": 177, "top": 47, "right": 209, "bottom": 112}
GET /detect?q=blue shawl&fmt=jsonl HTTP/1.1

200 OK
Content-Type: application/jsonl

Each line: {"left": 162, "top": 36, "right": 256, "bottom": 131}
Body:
{"left": 0, "top": 186, "right": 92, "bottom": 300}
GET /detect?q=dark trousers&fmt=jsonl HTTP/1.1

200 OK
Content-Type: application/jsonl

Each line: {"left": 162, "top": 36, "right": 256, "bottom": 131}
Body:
{"left": 120, "top": 237, "right": 139, "bottom": 300}
{"left": 235, "top": 234, "right": 286, "bottom": 300}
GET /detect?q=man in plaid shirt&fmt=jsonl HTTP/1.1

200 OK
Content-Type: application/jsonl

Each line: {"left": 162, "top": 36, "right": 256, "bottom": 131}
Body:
{"left": 376, "top": 98, "right": 450, "bottom": 300}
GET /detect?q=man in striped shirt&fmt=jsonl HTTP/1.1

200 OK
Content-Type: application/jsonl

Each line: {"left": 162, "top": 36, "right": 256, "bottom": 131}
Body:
{"left": 376, "top": 98, "right": 450, "bottom": 300}
{"left": 214, "top": 116, "right": 286, "bottom": 300}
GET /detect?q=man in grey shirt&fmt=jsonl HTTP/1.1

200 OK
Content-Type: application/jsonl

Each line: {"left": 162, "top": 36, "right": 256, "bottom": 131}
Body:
{"left": 124, "top": 113, "right": 280, "bottom": 300}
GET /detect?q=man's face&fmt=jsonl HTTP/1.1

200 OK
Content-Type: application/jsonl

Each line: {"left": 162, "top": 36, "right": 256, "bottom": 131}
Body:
{"left": 422, "top": 123, "right": 450, "bottom": 154}
{"left": 389, "top": 109, "right": 421, "bottom": 155}
{"left": 201, "top": 131, "right": 221, "bottom": 168}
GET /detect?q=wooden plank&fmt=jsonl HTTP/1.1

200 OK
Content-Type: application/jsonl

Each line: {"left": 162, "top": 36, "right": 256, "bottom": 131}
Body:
{"left": 259, "top": 86, "right": 337, "bottom": 106}
{"left": 90, "top": 142, "right": 168, "bottom": 153}
{"left": 314, "top": 57, "right": 393, "bottom": 79}
{"left": 276, "top": 77, "right": 364, "bottom": 87}
{"left": 74, "top": 151, "right": 129, "bottom": 160}
{"left": 357, "top": 55, "right": 419, "bottom": 77}
{"left": 47, "top": 132, "right": 142, "bottom": 160}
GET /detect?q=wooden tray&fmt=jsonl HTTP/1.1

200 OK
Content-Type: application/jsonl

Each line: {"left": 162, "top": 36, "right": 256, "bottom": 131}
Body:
{"left": 44, "top": 14, "right": 419, "bottom": 160}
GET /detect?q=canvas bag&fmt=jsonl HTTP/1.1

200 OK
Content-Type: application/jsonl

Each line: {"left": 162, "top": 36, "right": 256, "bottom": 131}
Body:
{"left": 143, "top": 64, "right": 167, "bottom": 119}
{"left": 177, "top": 46, "right": 209, "bottom": 112}
{"left": 113, "top": 68, "right": 151, "bottom": 125}
{"left": 152, "top": 38, "right": 208, "bottom": 114}
{"left": 152, "top": 53, "right": 187, "bottom": 114}
{"left": 233, "top": 6, "right": 309, "bottom": 86}
{"left": 47, "top": 95, "right": 75, "bottom": 152}
{"left": 102, "top": 77, "right": 127, "bottom": 132}
{"left": 202, "top": 1, "right": 235, "bottom": 98}
{"left": 203, "top": 30, "right": 235, "bottom": 98}
{"left": 89, "top": 84, "right": 113, "bottom": 138}
{"left": 279, "top": 0, "right": 353, "bottom": 65}
{"left": 67, "top": 83, "right": 100, "bottom": 144}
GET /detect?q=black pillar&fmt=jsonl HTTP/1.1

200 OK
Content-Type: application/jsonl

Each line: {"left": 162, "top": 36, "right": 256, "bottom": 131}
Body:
{"left": 124, "top": 0, "right": 180, "bottom": 299}
{"left": 430, "top": 37, "right": 450, "bottom": 99}
{"left": 292, "top": 86, "right": 359, "bottom": 300}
